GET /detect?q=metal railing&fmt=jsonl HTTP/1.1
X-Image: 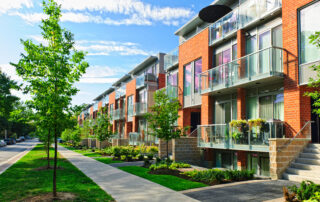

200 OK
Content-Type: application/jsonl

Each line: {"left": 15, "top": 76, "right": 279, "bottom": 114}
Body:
{"left": 198, "top": 121, "right": 285, "bottom": 152}
{"left": 209, "top": 0, "right": 282, "bottom": 45}
{"left": 164, "top": 48, "right": 179, "bottom": 70}
{"left": 112, "top": 108, "right": 125, "bottom": 120}
{"left": 115, "top": 86, "right": 126, "bottom": 99}
{"left": 200, "top": 47, "right": 284, "bottom": 94}
{"left": 127, "top": 105, "right": 134, "bottom": 117}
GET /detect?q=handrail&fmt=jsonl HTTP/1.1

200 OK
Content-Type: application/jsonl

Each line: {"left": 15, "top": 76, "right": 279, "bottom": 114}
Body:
{"left": 188, "top": 128, "right": 198, "bottom": 137}
{"left": 277, "top": 121, "right": 313, "bottom": 152}
{"left": 201, "top": 46, "right": 286, "bottom": 75}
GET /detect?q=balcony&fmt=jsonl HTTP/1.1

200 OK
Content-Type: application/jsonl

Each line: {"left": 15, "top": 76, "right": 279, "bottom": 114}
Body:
{"left": 112, "top": 108, "right": 125, "bottom": 121}
{"left": 115, "top": 86, "right": 126, "bottom": 99}
{"left": 197, "top": 121, "right": 284, "bottom": 152}
{"left": 209, "top": 0, "right": 282, "bottom": 45}
{"left": 200, "top": 47, "right": 284, "bottom": 95}
{"left": 134, "top": 102, "right": 148, "bottom": 116}
{"left": 129, "top": 132, "right": 159, "bottom": 146}
{"left": 127, "top": 104, "right": 134, "bottom": 122}
{"left": 136, "top": 73, "right": 158, "bottom": 89}
{"left": 164, "top": 48, "right": 179, "bottom": 70}
{"left": 157, "top": 85, "right": 178, "bottom": 99}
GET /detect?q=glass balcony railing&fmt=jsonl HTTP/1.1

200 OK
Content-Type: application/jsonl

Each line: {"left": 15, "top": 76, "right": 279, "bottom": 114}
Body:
{"left": 157, "top": 85, "right": 178, "bottom": 99}
{"left": 197, "top": 121, "right": 285, "bottom": 152}
{"left": 164, "top": 48, "right": 179, "bottom": 70}
{"left": 115, "top": 86, "right": 126, "bottom": 99}
{"left": 136, "top": 73, "right": 157, "bottom": 89}
{"left": 134, "top": 102, "right": 148, "bottom": 116}
{"left": 93, "top": 102, "right": 98, "bottom": 111}
{"left": 102, "top": 96, "right": 109, "bottom": 106}
{"left": 209, "top": 0, "right": 282, "bottom": 45}
{"left": 112, "top": 108, "right": 124, "bottom": 120}
{"left": 129, "top": 132, "right": 159, "bottom": 146}
{"left": 200, "top": 47, "right": 284, "bottom": 94}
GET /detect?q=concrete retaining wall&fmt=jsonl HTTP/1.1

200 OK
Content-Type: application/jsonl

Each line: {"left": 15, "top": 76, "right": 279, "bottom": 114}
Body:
{"left": 112, "top": 138, "right": 129, "bottom": 146}
{"left": 172, "top": 137, "right": 200, "bottom": 165}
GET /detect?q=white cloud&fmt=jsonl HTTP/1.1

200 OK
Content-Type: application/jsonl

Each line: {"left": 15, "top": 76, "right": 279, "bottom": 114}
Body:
{"left": 83, "top": 65, "right": 125, "bottom": 78}
{"left": 0, "top": 0, "right": 33, "bottom": 14}
{"left": 9, "top": 11, "right": 47, "bottom": 24}
{"left": 79, "top": 77, "right": 119, "bottom": 84}
{"left": 0, "top": 63, "right": 23, "bottom": 82}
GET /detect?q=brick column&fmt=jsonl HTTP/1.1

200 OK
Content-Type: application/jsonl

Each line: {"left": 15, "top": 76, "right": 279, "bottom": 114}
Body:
{"left": 237, "top": 151, "right": 247, "bottom": 170}
{"left": 237, "top": 88, "right": 246, "bottom": 120}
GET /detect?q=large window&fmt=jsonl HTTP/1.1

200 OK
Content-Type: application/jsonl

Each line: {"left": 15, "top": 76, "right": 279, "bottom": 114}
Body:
{"left": 215, "top": 49, "right": 231, "bottom": 67}
{"left": 299, "top": 1, "right": 320, "bottom": 64}
{"left": 183, "top": 63, "right": 192, "bottom": 96}
{"left": 167, "top": 72, "right": 178, "bottom": 86}
{"left": 194, "top": 59, "right": 202, "bottom": 93}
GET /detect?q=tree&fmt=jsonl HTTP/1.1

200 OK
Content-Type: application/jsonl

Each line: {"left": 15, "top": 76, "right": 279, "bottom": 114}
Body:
{"left": 145, "top": 90, "right": 188, "bottom": 163}
{"left": 11, "top": 0, "right": 89, "bottom": 198}
{"left": 94, "top": 112, "right": 114, "bottom": 149}
{"left": 0, "top": 70, "right": 20, "bottom": 139}
{"left": 305, "top": 31, "right": 320, "bottom": 116}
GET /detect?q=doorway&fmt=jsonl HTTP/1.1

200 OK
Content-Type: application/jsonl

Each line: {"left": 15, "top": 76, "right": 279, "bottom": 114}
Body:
{"left": 311, "top": 99, "right": 320, "bottom": 143}
{"left": 191, "top": 112, "right": 201, "bottom": 132}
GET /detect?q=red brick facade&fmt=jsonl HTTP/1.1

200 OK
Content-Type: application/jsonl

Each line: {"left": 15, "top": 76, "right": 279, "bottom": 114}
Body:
{"left": 125, "top": 78, "right": 137, "bottom": 138}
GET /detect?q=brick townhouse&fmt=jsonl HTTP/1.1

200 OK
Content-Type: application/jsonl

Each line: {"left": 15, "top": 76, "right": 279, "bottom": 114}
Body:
{"left": 79, "top": 0, "right": 320, "bottom": 182}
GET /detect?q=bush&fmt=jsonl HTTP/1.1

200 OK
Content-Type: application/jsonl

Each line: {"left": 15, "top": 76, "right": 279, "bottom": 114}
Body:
{"left": 287, "top": 180, "right": 320, "bottom": 201}
{"left": 137, "top": 154, "right": 144, "bottom": 161}
{"left": 120, "top": 155, "right": 126, "bottom": 161}
{"left": 147, "top": 153, "right": 154, "bottom": 160}
{"left": 182, "top": 169, "right": 254, "bottom": 184}
{"left": 112, "top": 146, "right": 121, "bottom": 158}
{"left": 149, "top": 162, "right": 191, "bottom": 171}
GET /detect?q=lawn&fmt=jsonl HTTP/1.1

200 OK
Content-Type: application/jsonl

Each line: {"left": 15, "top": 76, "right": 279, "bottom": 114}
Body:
{"left": 0, "top": 144, "right": 113, "bottom": 201}
{"left": 61, "top": 145, "right": 103, "bottom": 157}
{"left": 118, "top": 166, "right": 207, "bottom": 191}
{"left": 95, "top": 157, "right": 122, "bottom": 164}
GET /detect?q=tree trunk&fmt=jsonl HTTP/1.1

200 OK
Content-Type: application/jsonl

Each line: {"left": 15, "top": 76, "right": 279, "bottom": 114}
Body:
{"left": 53, "top": 125, "right": 57, "bottom": 198}
{"left": 47, "top": 130, "right": 51, "bottom": 169}
{"left": 166, "top": 140, "right": 169, "bottom": 168}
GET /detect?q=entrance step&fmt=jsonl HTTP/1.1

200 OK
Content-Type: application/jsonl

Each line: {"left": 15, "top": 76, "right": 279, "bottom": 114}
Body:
{"left": 283, "top": 173, "right": 320, "bottom": 184}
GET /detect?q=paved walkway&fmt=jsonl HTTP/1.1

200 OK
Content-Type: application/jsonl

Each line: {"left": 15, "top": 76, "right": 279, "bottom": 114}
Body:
{"left": 0, "top": 139, "right": 38, "bottom": 174}
{"left": 58, "top": 146, "right": 198, "bottom": 202}
{"left": 182, "top": 179, "right": 299, "bottom": 202}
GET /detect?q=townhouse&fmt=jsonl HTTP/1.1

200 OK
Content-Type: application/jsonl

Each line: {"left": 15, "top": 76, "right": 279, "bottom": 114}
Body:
{"left": 79, "top": 0, "right": 320, "bottom": 180}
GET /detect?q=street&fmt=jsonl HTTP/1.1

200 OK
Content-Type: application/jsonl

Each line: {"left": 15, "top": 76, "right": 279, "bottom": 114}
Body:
{"left": 0, "top": 139, "right": 38, "bottom": 174}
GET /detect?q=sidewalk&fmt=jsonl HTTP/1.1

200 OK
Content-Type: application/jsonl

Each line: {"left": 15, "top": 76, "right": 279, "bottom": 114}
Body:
{"left": 58, "top": 146, "right": 198, "bottom": 202}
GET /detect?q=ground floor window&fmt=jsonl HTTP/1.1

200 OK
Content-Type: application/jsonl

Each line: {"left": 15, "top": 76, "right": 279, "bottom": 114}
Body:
{"left": 215, "top": 150, "right": 238, "bottom": 170}
{"left": 247, "top": 152, "right": 269, "bottom": 176}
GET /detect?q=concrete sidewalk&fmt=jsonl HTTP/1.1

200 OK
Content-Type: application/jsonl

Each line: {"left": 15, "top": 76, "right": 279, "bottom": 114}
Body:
{"left": 58, "top": 146, "right": 198, "bottom": 202}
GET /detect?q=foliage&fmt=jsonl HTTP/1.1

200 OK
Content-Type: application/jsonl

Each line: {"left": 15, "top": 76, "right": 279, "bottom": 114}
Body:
{"left": 0, "top": 144, "right": 113, "bottom": 201}
{"left": 145, "top": 89, "right": 188, "bottom": 160}
{"left": 305, "top": 32, "right": 320, "bottom": 116}
{"left": 149, "top": 162, "right": 191, "bottom": 171}
{"left": 248, "top": 118, "right": 266, "bottom": 128}
{"left": 94, "top": 112, "right": 114, "bottom": 148}
{"left": 61, "top": 126, "right": 81, "bottom": 146}
{"left": 182, "top": 169, "right": 254, "bottom": 184}
{"left": 119, "top": 166, "right": 207, "bottom": 191}
{"left": 287, "top": 180, "right": 320, "bottom": 201}
{"left": 229, "top": 120, "right": 248, "bottom": 129}
{"left": 11, "top": 0, "right": 89, "bottom": 196}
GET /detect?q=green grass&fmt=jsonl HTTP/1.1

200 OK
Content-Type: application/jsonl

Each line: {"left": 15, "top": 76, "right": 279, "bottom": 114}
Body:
{"left": 118, "top": 166, "right": 207, "bottom": 191}
{"left": 95, "top": 157, "right": 122, "bottom": 164}
{"left": 61, "top": 145, "right": 103, "bottom": 157}
{"left": 0, "top": 144, "right": 113, "bottom": 201}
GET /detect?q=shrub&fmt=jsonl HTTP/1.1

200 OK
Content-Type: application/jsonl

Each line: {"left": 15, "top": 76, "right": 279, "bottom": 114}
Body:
{"left": 149, "top": 162, "right": 191, "bottom": 171}
{"left": 126, "top": 155, "right": 133, "bottom": 162}
{"left": 137, "top": 154, "right": 144, "bottom": 161}
{"left": 147, "top": 153, "right": 154, "bottom": 160}
{"left": 112, "top": 146, "right": 121, "bottom": 158}
{"left": 120, "top": 155, "right": 126, "bottom": 161}
{"left": 147, "top": 146, "right": 158, "bottom": 155}
{"left": 143, "top": 159, "right": 151, "bottom": 167}
{"left": 287, "top": 181, "right": 320, "bottom": 201}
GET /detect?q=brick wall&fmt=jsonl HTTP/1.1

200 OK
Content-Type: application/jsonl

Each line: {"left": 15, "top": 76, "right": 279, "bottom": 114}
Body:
{"left": 109, "top": 91, "right": 116, "bottom": 132}
{"left": 125, "top": 79, "right": 137, "bottom": 138}
{"left": 158, "top": 139, "right": 172, "bottom": 158}
{"left": 98, "top": 101, "right": 103, "bottom": 112}
{"left": 158, "top": 73, "right": 166, "bottom": 89}
{"left": 112, "top": 138, "right": 129, "bottom": 146}
{"left": 282, "top": 0, "right": 313, "bottom": 137}
{"left": 172, "top": 137, "right": 201, "bottom": 165}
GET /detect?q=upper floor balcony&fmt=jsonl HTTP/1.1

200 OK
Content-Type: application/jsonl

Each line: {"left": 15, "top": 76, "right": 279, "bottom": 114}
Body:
{"left": 157, "top": 85, "right": 178, "bottom": 100}
{"left": 197, "top": 120, "right": 284, "bottom": 152}
{"left": 134, "top": 102, "right": 148, "bottom": 116}
{"left": 112, "top": 108, "right": 125, "bottom": 121}
{"left": 115, "top": 85, "right": 126, "bottom": 99}
{"left": 136, "top": 73, "right": 158, "bottom": 89}
{"left": 209, "top": 0, "right": 282, "bottom": 46}
{"left": 164, "top": 48, "right": 179, "bottom": 70}
{"left": 200, "top": 47, "right": 284, "bottom": 95}
{"left": 93, "top": 102, "right": 98, "bottom": 112}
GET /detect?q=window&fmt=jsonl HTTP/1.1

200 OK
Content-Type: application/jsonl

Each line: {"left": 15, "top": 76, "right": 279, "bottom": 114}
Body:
{"left": 232, "top": 44, "right": 237, "bottom": 60}
{"left": 194, "top": 59, "right": 202, "bottom": 93}
{"left": 127, "top": 95, "right": 134, "bottom": 115}
{"left": 183, "top": 63, "right": 192, "bottom": 96}
{"left": 215, "top": 49, "right": 231, "bottom": 67}
{"left": 299, "top": 1, "right": 320, "bottom": 64}
{"left": 167, "top": 72, "right": 178, "bottom": 86}
{"left": 139, "top": 90, "right": 147, "bottom": 103}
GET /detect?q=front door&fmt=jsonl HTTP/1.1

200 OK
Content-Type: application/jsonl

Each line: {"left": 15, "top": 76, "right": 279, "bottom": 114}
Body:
{"left": 191, "top": 112, "right": 201, "bottom": 132}
{"left": 311, "top": 99, "right": 320, "bottom": 143}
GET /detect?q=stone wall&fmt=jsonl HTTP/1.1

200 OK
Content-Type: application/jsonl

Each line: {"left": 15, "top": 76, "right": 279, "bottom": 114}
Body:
{"left": 269, "top": 138, "right": 310, "bottom": 180}
{"left": 158, "top": 139, "right": 172, "bottom": 158}
{"left": 96, "top": 140, "right": 111, "bottom": 149}
{"left": 80, "top": 138, "right": 88, "bottom": 147}
{"left": 172, "top": 137, "right": 200, "bottom": 165}
{"left": 112, "top": 138, "right": 129, "bottom": 146}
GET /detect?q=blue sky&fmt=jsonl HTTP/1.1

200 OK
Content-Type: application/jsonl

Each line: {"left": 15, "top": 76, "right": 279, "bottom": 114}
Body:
{"left": 0, "top": 0, "right": 212, "bottom": 106}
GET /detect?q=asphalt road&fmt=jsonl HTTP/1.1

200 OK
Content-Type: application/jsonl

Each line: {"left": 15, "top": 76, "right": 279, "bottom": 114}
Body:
{"left": 0, "top": 139, "right": 38, "bottom": 164}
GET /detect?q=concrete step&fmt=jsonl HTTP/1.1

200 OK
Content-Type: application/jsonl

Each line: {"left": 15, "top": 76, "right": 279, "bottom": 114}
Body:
{"left": 308, "top": 144, "right": 320, "bottom": 149}
{"left": 283, "top": 173, "right": 320, "bottom": 184}
{"left": 291, "top": 162, "right": 320, "bottom": 171}
{"left": 300, "top": 152, "right": 320, "bottom": 159}
{"left": 296, "top": 158, "right": 320, "bottom": 166}
{"left": 286, "top": 167, "right": 320, "bottom": 177}
{"left": 303, "top": 148, "right": 320, "bottom": 154}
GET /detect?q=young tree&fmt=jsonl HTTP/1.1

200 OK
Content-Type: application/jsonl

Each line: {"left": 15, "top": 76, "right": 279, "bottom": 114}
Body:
{"left": 305, "top": 31, "right": 320, "bottom": 116}
{"left": 145, "top": 90, "right": 188, "bottom": 163}
{"left": 11, "top": 0, "right": 88, "bottom": 198}
{"left": 95, "top": 112, "right": 114, "bottom": 149}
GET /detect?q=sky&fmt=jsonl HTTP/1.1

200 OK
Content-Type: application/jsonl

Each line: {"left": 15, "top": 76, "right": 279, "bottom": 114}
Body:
{"left": 0, "top": 0, "right": 212, "bottom": 106}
